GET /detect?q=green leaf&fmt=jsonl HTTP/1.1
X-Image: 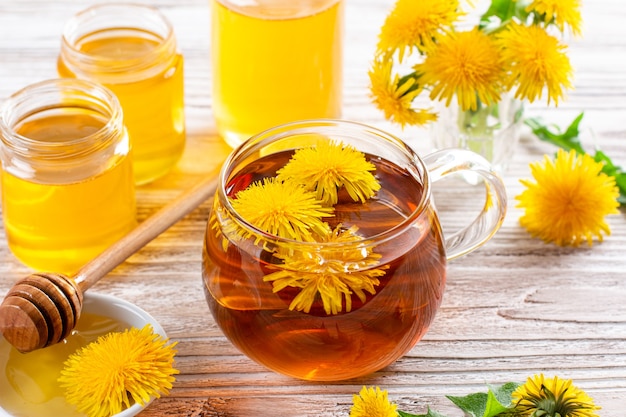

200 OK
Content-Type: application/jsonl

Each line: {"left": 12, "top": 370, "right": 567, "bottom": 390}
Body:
{"left": 523, "top": 113, "right": 585, "bottom": 154}
{"left": 478, "top": 0, "right": 530, "bottom": 30}
{"left": 446, "top": 384, "right": 517, "bottom": 417}
{"left": 525, "top": 112, "right": 626, "bottom": 205}
{"left": 398, "top": 407, "right": 448, "bottom": 417}
{"left": 488, "top": 382, "right": 520, "bottom": 407}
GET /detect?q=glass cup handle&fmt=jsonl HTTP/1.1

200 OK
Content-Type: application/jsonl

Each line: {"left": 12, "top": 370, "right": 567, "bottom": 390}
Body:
{"left": 422, "top": 149, "right": 507, "bottom": 261}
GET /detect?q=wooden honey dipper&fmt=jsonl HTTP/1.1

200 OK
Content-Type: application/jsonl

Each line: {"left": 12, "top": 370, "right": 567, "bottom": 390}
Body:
{"left": 0, "top": 169, "right": 220, "bottom": 353}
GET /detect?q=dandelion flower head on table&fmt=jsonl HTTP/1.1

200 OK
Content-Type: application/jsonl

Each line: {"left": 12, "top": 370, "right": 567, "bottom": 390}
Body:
{"left": 516, "top": 149, "right": 620, "bottom": 247}
{"left": 350, "top": 386, "right": 398, "bottom": 417}
{"left": 58, "top": 324, "right": 179, "bottom": 417}
{"left": 512, "top": 373, "right": 601, "bottom": 417}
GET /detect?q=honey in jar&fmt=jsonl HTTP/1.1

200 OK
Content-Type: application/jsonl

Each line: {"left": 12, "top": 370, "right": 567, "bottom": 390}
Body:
{"left": 211, "top": 0, "right": 343, "bottom": 147}
{"left": 58, "top": 3, "right": 186, "bottom": 185}
{"left": 0, "top": 79, "right": 136, "bottom": 275}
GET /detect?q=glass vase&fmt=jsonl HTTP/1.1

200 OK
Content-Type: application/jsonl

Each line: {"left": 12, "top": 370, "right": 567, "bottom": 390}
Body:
{"left": 431, "top": 95, "right": 524, "bottom": 175}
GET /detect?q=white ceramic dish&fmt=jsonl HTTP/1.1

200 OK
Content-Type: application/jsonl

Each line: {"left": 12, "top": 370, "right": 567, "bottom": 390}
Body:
{"left": 0, "top": 292, "right": 167, "bottom": 417}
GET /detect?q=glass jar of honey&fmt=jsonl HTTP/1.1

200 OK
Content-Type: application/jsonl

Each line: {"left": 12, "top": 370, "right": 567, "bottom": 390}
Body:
{"left": 0, "top": 78, "right": 137, "bottom": 275}
{"left": 58, "top": 3, "right": 186, "bottom": 185}
{"left": 211, "top": 0, "right": 344, "bottom": 148}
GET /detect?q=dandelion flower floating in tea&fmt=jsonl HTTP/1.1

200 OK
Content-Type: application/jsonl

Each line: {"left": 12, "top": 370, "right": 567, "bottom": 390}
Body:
{"left": 516, "top": 149, "right": 620, "bottom": 247}
{"left": 264, "top": 225, "right": 389, "bottom": 315}
{"left": 512, "top": 373, "right": 601, "bottom": 417}
{"left": 229, "top": 176, "right": 334, "bottom": 242}
{"left": 276, "top": 139, "right": 381, "bottom": 206}
{"left": 349, "top": 386, "right": 398, "bottom": 417}
{"left": 228, "top": 138, "right": 386, "bottom": 315}
{"left": 58, "top": 324, "right": 178, "bottom": 417}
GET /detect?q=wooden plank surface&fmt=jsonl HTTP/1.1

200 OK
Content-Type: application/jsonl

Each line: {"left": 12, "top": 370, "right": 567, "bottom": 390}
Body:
{"left": 0, "top": 0, "right": 625, "bottom": 416}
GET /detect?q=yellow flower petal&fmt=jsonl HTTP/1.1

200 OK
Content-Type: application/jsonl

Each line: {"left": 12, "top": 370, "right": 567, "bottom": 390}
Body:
{"left": 376, "top": 0, "right": 464, "bottom": 59}
{"left": 513, "top": 373, "right": 601, "bottom": 417}
{"left": 516, "top": 149, "right": 619, "bottom": 247}
{"left": 276, "top": 139, "right": 382, "bottom": 206}
{"left": 527, "top": 0, "right": 583, "bottom": 36}
{"left": 229, "top": 177, "right": 334, "bottom": 242}
{"left": 263, "top": 225, "right": 388, "bottom": 315}
{"left": 368, "top": 58, "right": 437, "bottom": 128}
{"left": 58, "top": 325, "right": 178, "bottom": 417}
{"left": 497, "top": 23, "right": 574, "bottom": 105}
{"left": 350, "top": 386, "right": 398, "bottom": 417}
{"left": 414, "top": 29, "right": 504, "bottom": 112}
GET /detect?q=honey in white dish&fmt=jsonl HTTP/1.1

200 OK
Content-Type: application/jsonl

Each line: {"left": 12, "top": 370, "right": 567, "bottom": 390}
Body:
{"left": 0, "top": 313, "right": 129, "bottom": 417}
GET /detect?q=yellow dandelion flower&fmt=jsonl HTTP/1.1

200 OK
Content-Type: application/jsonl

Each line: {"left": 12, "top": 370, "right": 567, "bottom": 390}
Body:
{"left": 350, "top": 386, "right": 398, "bottom": 417}
{"left": 527, "top": 0, "right": 583, "bottom": 36}
{"left": 512, "top": 374, "right": 601, "bottom": 417}
{"left": 516, "top": 149, "right": 620, "bottom": 247}
{"left": 497, "top": 23, "right": 573, "bottom": 105}
{"left": 58, "top": 324, "right": 178, "bottom": 417}
{"left": 414, "top": 28, "right": 504, "bottom": 112}
{"left": 230, "top": 177, "right": 334, "bottom": 242}
{"left": 264, "top": 225, "right": 388, "bottom": 315}
{"left": 377, "top": 0, "right": 464, "bottom": 59}
{"left": 368, "top": 58, "right": 437, "bottom": 128}
{"left": 276, "top": 139, "right": 382, "bottom": 206}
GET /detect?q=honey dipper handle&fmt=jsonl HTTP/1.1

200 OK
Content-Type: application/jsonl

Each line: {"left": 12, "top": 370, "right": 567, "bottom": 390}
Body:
{"left": 73, "top": 168, "right": 221, "bottom": 291}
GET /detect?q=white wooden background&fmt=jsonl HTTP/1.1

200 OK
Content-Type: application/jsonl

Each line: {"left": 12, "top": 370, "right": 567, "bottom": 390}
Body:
{"left": 0, "top": 0, "right": 625, "bottom": 415}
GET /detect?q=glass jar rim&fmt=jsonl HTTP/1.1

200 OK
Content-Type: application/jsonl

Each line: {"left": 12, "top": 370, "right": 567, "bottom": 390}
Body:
{"left": 0, "top": 78, "right": 123, "bottom": 158}
{"left": 217, "top": 119, "right": 432, "bottom": 249}
{"left": 59, "top": 3, "right": 177, "bottom": 79}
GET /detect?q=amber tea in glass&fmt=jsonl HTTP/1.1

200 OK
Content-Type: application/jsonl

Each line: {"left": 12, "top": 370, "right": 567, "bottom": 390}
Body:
{"left": 202, "top": 120, "right": 507, "bottom": 381}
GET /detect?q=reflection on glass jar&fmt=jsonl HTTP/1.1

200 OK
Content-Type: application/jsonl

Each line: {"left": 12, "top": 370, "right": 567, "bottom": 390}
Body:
{"left": 202, "top": 120, "right": 507, "bottom": 381}
{"left": 0, "top": 79, "right": 137, "bottom": 275}
{"left": 58, "top": 3, "right": 186, "bottom": 185}
{"left": 211, "top": 0, "right": 343, "bottom": 148}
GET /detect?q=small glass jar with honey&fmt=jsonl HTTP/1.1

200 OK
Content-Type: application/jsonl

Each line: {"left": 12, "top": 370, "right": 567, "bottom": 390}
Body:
{"left": 0, "top": 78, "right": 137, "bottom": 275}
{"left": 58, "top": 3, "right": 186, "bottom": 185}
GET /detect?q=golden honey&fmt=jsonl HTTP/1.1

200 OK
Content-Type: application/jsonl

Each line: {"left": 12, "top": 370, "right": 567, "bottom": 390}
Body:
{"left": 0, "top": 79, "right": 136, "bottom": 275}
{"left": 58, "top": 4, "right": 186, "bottom": 185}
{"left": 211, "top": 0, "right": 343, "bottom": 147}
{"left": 0, "top": 313, "right": 128, "bottom": 417}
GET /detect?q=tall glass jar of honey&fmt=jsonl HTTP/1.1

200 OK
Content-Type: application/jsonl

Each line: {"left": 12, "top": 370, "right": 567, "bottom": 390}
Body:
{"left": 0, "top": 78, "right": 137, "bottom": 275}
{"left": 58, "top": 3, "right": 186, "bottom": 185}
{"left": 211, "top": 0, "right": 344, "bottom": 148}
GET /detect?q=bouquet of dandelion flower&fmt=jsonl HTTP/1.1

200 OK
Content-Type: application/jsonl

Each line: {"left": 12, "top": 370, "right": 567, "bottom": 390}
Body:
{"left": 369, "top": 0, "right": 581, "bottom": 167}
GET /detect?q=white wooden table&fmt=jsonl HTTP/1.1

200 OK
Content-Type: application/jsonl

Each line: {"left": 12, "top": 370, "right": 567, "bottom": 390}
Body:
{"left": 0, "top": 0, "right": 625, "bottom": 415}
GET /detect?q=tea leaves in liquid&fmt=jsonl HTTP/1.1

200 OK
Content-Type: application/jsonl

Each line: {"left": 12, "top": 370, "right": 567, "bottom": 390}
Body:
{"left": 203, "top": 152, "right": 447, "bottom": 381}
